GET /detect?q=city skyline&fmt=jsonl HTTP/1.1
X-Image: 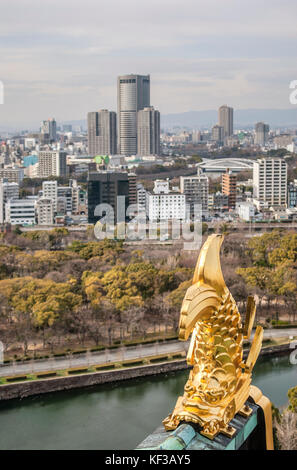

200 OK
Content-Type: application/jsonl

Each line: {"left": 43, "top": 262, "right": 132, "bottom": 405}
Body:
{"left": 1, "top": 0, "right": 297, "bottom": 128}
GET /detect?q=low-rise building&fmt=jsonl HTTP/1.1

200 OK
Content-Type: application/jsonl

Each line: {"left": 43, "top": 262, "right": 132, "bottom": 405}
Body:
{"left": 147, "top": 180, "right": 186, "bottom": 221}
{"left": 0, "top": 167, "right": 24, "bottom": 183}
{"left": 237, "top": 202, "right": 255, "bottom": 221}
{"left": 208, "top": 192, "right": 229, "bottom": 212}
{"left": 5, "top": 198, "right": 36, "bottom": 225}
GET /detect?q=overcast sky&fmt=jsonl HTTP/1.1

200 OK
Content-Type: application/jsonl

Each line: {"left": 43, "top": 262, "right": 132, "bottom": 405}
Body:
{"left": 1, "top": 0, "right": 297, "bottom": 128}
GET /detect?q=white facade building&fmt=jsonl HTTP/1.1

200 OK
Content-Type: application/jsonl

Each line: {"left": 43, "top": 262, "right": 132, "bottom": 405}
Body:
{"left": 237, "top": 202, "right": 255, "bottom": 221}
{"left": 5, "top": 198, "right": 36, "bottom": 225}
{"left": 153, "top": 180, "right": 169, "bottom": 194}
{"left": 147, "top": 193, "right": 186, "bottom": 221}
{"left": 253, "top": 158, "right": 287, "bottom": 207}
{"left": 147, "top": 180, "right": 185, "bottom": 221}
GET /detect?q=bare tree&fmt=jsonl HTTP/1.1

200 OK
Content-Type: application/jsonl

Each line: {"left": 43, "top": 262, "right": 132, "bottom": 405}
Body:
{"left": 274, "top": 411, "right": 297, "bottom": 450}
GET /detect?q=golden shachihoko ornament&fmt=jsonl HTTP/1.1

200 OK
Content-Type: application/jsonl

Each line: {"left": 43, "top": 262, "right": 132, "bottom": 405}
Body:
{"left": 163, "top": 234, "right": 264, "bottom": 440}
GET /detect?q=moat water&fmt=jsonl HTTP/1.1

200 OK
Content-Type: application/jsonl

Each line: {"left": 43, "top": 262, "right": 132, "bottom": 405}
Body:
{"left": 0, "top": 354, "right": 296, "bottom": 450}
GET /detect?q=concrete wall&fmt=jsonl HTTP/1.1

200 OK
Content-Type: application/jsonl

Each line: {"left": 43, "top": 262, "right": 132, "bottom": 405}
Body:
{"left": 0, "top": 360, "right": 189, "bottom": 401}
{"left": 0, "top": 343, "right": 291, "bottom": 402}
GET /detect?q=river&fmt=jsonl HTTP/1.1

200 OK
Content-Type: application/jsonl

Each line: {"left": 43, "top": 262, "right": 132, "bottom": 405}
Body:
{"left": 0, "top": 354, "right": 296, "bottom": 450}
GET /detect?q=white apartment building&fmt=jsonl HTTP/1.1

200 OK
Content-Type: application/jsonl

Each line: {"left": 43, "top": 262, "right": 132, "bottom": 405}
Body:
{"left": 147, "top": 193, "right": 186, "bottom": 221}
{"left": 36, "top": 198, "right": 54, "bottom": 225}
{"left": 253, "top": 158, "right": 287, "bottom": 207}
{"left": 147, "top": 180, "right": 185, "bottom": 221}
{"left": 38, "top": 151, "right": 67, "bottom": 177}
{"left": 5, "top": 198, "right": 37, "bottom": 225}
{"left": 0, "top": 180, "right": 19, "bottom": 223}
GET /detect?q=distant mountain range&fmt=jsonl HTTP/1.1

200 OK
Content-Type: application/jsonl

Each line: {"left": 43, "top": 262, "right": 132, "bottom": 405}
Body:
{"left": 61, "top": 108, "right": 297, "bottom": 131}
{"left": 161, "top": 108, "right": 297, "bottom": 129}
{"left": 1, "top": 108, "right": 297, "bottom": 134}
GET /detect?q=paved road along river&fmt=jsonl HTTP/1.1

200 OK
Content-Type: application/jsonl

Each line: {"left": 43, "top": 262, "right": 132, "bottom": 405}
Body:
{"left": 0, "top": 328, "right": 296, "bottom": 377}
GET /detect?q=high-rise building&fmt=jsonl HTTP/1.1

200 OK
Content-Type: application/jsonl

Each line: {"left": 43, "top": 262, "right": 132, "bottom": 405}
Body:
{"left": 253, "top": 158, "right": 287, "bottom": 207}
{"left": 88, "top": 172, "right": 130, "bottom": 224}
{"left": 255, "top": 122, "right": 270, "bottom": 146}
{"left": 40, "top": 118, "right": 57, "bottom": 142}
{"left": 222, "top": 169, "right": 237, "bottom": 209}
{"left": 180, "top": 169, "right": 209, "bottom": 217}
{"left": 38, "top": 151, "right": 67, "bottom": 177}
{"left": 218, "top": 105, "right": 234, "bottom": 138}
{"left": 137, "top": 107, "right": 160, "bottom": 155}
{"left": 211, "top": 125, "right": 224, "bottom": 144}
{"left": 87, "top": 110, "right": 117, "bottom": 156}
{"left": 117, "top": 74, "right": 150, "bottom": 155}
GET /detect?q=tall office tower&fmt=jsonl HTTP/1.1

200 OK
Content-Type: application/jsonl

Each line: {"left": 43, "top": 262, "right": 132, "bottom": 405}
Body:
{"left": 40, "top": 118, "right": 57, "bottom": 142}
{"left": 180, "top": 168, "right": 209, "bottom": 218}
{"left": 117, "top": 74, "right": 150, "bottom": 155}
{"left": 87, "top": 110, "right": 117, "bottom": 156}
{"left": 253, "top": 158, "right": 287, "bottom": 207}
{"left": 211, "top": 125, "right": 224, "bottom": 144}
{"left": 137, "top": 107, "right": 160, "bottom": 155}
{"left": 38, "top": 151, "right": 67, "bottom": 177}
{"left": 88, "top": 172, "right": 130, "bottom": 224}
{"left": 222, "top": 169, "right": 237, "bottom": 209}
{"left": 0, "top": 180, "right": 19, "bottom": 223}
{"left": 218, "top": 105, "right": 234, "bottom": 138}
{"left": 255, "top": 122, "right": 270, "bottom": 146}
